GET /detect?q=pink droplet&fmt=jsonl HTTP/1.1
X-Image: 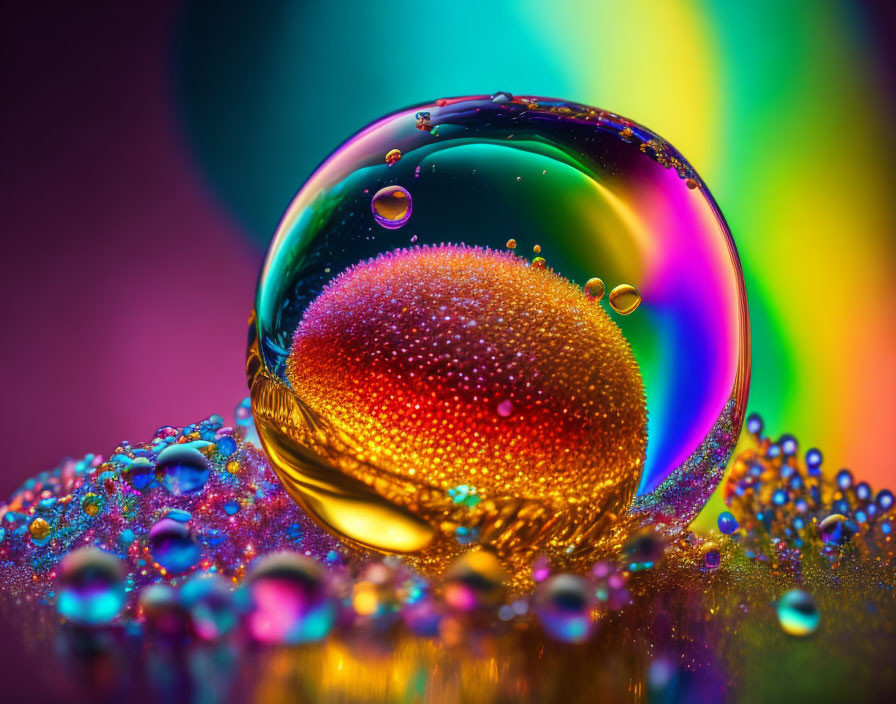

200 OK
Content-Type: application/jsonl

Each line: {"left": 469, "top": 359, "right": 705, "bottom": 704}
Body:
{"left": 497, "top": 399, "right": 514, "bottom": 417}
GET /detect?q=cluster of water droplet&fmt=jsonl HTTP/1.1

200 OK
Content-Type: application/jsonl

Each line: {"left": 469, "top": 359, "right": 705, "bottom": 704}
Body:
{"left": 1, "top": 403, "right": 895, "bottom": 662}
{"left": 725, "top": 413, "right": 893, "bottom": 558}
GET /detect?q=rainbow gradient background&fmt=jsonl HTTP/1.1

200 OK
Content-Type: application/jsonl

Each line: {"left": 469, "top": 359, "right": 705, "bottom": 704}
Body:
{"left": 2, "top": 0, "right": 895, "bottom": 507}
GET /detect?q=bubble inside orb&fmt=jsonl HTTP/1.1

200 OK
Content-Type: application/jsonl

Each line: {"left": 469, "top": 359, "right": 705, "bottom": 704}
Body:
{"left": 371, "top": 185, "right": 412, "bottom": 229}
{"left": 249, "top": 94, "right": 750, "bottom": 575}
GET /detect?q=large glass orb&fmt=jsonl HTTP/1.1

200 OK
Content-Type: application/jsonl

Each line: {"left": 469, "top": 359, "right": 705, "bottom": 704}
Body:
{"left": 247, "top": 94, "right": 749, "bottom": 576}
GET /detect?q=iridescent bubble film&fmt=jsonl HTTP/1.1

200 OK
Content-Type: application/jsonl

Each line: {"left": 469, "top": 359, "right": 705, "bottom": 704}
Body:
{"left": 251, "top": 93, "right": 750, "bottom": 548}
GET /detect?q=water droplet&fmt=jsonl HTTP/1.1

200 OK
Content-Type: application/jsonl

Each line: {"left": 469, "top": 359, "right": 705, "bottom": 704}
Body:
{"left": 856, "top": 482, "right": 872, "bottom": 501}
{"left": 29, "top": 517, "right": 51, "bottom": 543}
{"left": 506, "top": 238, "right": 517, "bottom": 250}
{"left": 216, "top": 436, "right": 238, "bottom": 457}
{"left": 80, "top": 492, "right": 105, "bottom": 516}
{"left": 746, "top": 412, "right": 764, "bottom": 436}
{"left": 139, "top": 583, "right": 190, "bottom": 638}
{"left": 623, "top": 528, "right": 665, "bottom": 571}
{"left": 234, "top": 397, "right": 253, "bottom": 427}
{"left": 149, "top": 518, "right": 200, "bottom": 574}
{"left": 701, "top": 541, "right": 721, "bottom": 569}
{"left": 780, "top": 434, "right": 798, "bottom": 455}
{"left": 533, "top": 244, "right": 542, "bottom": 254}
{"left": 609, "top": 284, "right": 641, "bottom": 315}
{"left": 686, "top": 178, "right": 697, "bottom": 189}
{"left": 496, "top": 399, "right": 514, "bottom": 417}
{"left": 371, "top": 186, "right": 412, "bottom": 229}
{"left": 223, "top": 499, "right": 240, "bottom": 515}
{"left": 805, "top": 448, "right": 823, "bottom": 468}
{"left": 584, "top": 277, "right": 606, "bottom": 301}
{"left": 443, "top": 550, "right": 507, "bottom": 611}
{"left": 57, "top": 548, "right": 126, "bottom": 625}
{"left": 180, "top": 573, "right": 238, "bottom": 641}
{"left": 534, "top": 574, "right": 595, "bottom": 642}
{"left": 155, "top": 445, "right": 209, "bottom": 496}
{"left": 718, "top": 511, "right": 738, "bottom": 535}
{"left": 836, "top": 469, "right": 853, "bottom": 489}
{"left": 491, "top": 91, "right": 513, "bottom": 103}
{"left": 166, "top": 508, "right": 192, "bottom": 522}
{"left": 777, "top": 589, "right": 819, "bottom": 636}
{"left": 817, "top": 513, "right": 856, "bottom": 545}
{"left": 252, "top": 95, "right": 750, "bottom": 568}
{"left": 245, "top": 552, "right": 334, "bottom": 644}
{"left": 124, "top": 456, "right": 158, "bottom": 491}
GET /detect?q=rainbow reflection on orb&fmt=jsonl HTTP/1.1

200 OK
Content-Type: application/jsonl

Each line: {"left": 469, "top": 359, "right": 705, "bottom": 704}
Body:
{"left": 249, "top": 94, "right": 749, "bottom": 574}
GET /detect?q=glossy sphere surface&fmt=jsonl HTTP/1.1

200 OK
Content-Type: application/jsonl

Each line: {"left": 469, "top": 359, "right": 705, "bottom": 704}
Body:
{"left": 777, "top": 589, "right": 820, "bottom": 636}
{"left": 245, "top": 552, "right": 335, "bottom": 644}
{"left": 57, "top": 547, "right": 126, "bottom": 625}
{"left": 250, "top": 94, "right": 749, "bottom": 569}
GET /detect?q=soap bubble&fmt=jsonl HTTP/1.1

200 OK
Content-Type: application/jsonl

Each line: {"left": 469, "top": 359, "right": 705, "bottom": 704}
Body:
{"left": 249, "top": 95, "right": 749, "bottom": 566}
{"left": 56, "top": 547, "right": 126, "bottom": 626}
{"left": 777, "top": 589, "right": 819, "bottom": 636}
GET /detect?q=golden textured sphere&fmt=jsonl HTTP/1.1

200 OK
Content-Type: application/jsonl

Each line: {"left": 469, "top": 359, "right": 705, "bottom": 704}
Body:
{"left": 253, "top": 244, "right": 646, "bottom": 577}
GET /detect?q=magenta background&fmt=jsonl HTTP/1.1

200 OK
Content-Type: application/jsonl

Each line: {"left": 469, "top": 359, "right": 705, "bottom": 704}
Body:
{"left": 0, "top": 3, "right": 259, "bottom": 499}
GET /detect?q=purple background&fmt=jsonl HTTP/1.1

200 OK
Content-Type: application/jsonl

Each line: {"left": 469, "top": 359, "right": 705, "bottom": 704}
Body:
{"left": 0, "top": 2, "right": 258, "bottom": 498}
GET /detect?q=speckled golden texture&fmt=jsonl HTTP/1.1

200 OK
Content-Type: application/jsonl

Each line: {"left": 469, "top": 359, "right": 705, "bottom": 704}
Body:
{"left": 256, "top": 244, "right": 647, "bottom": 577}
